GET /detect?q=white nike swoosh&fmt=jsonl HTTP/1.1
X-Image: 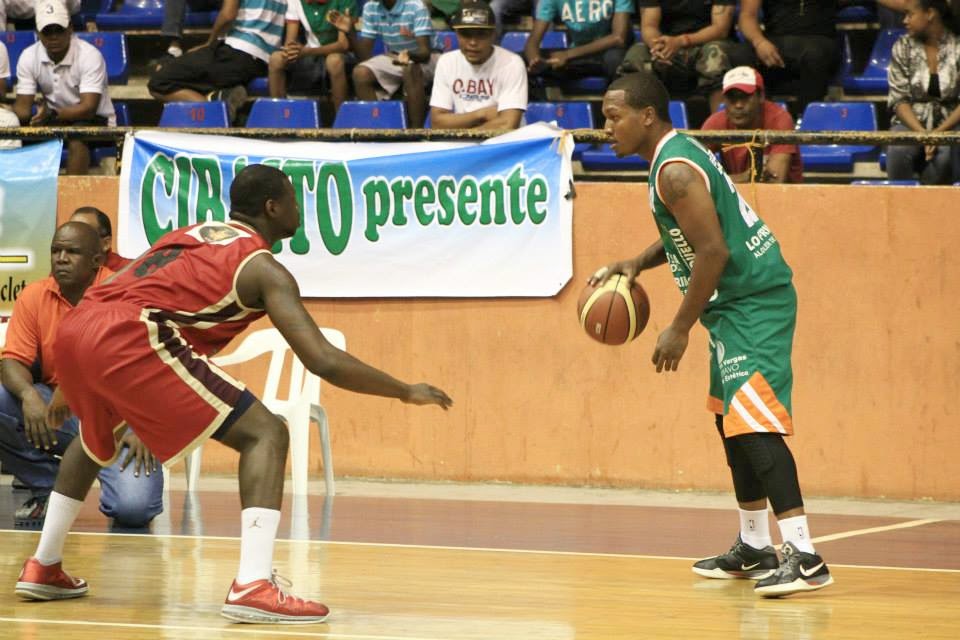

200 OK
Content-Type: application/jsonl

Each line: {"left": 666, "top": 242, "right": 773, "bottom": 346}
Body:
{"left": 800, "top": 562, "right": 825, "bottom": 577}
{"left": 227, "top": 585, "right": 261, "bottom": 602}
{"left": 741, "top": 562, "right": 761, "bottom": 570}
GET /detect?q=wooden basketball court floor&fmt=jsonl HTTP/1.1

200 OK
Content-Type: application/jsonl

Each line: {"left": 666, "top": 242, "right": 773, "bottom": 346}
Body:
{"left": 0, "top": 478, "right": 957, "bottom": 640}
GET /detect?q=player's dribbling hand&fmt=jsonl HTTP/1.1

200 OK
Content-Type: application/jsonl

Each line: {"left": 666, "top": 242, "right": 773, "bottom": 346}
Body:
{"left": 652, "top": 324, "right": 689, "bottom": 373}
{"left": 119, "top": 429, "right": 159, "bottom": 477}
{"left": 405, "top": 383, "right": 453, "bottom": 410}
{"left": 587, "top": 259, "right": 641, "bottom": 287}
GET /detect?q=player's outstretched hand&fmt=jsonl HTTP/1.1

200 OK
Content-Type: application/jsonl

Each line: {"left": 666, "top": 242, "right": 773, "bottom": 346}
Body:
{"left": 587, "top": 259, "right": 641, "bottom": 287}
{"left": 405, "top": 383, "right": 453, "bottom": 410}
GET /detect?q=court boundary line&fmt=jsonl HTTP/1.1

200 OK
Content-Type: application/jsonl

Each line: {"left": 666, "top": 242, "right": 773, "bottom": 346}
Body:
{"left": 810, "top": 518, "right": 942, "bottom": 544}
{"left": 5, "top": 523, "right": 958, "bottom": 574}
{"left": 0, "top": 617, "right": 440, "bottom": 640}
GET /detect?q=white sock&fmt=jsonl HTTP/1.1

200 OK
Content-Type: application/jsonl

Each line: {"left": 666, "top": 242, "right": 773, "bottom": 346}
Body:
{"left": 739, "top": 508, "right": 772, "bottom": 549}
{"left": 236, "top": 507, "right": 280, "bottom": 584}
{"left": 778, "top": 515, "right": 815, "bottom": 553}
{"left": 34, "top": 493, "right": 84, "bottom": 566}
{"left": 167, "top": 45, "right": 183, "bottom": 58}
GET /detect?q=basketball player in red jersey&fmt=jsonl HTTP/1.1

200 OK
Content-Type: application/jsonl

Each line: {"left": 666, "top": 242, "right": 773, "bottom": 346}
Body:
{"left": 13, "top": 164, "right": 453, "bottom": 624}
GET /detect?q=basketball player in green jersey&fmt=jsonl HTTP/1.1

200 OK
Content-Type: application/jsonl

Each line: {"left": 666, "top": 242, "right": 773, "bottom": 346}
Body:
{"left": 589, "top": 71, "right": 832, "bottom": 597}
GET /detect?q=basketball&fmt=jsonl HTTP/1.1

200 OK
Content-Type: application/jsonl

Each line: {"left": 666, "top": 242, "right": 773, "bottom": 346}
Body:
{"left": 577, "top": 275, "right": 650, "bottom": 345}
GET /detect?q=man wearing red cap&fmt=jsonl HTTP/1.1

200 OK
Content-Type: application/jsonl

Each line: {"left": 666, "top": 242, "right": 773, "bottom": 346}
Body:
{"left": 701, "top": 66, "right": 803, "bottom": 184}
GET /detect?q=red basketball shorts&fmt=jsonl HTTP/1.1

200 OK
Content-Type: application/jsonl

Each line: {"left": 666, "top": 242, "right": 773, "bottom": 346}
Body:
{"left": 55, "top": 301, "right": 251, "bottom": 466}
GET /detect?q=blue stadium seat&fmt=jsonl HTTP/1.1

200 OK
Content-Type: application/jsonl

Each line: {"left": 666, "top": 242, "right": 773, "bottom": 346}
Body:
{"left": 247, "top": 76, "right": 269, "bottom": 96}
{"left": 159, "top": 101, "right": 230, "bottom": 128}
{"left": 333, "top": 100, "right": 407, "bottom": 129}
{"left": 93, "top": 0, "right": 216, "bottom": 29}
{"left": 91, "top": 102, "right": 131, "bottom": 167}
{"left": 837, "top": 5, "right": 876, "bottom": 22}
{"left": 246, "top": 98, "right": 320, "bottom": 128}
{"left": 851, "top": 180, "right": 919, "bottom": 186}
{"left": 798, "top": 102, "right": 877, "bottom": 172}
{"left": 434, "top": 31, "right": 459, "bottom": 52}
{"left": 2, "top": 31, "right": 37, "bottom": 85}
{"left": 76, "top": 32, "right": 128, "bottom": 84}
{"left": 842, "top": 28, "right": 905, "bottom": 94}
{"left": 525, "top": 102, "right": 594, "bottom": 160}
{"left": 580, "top": 101, "right": 689, "bottom": 171}
{"left": 500, "top": 30, "right": 567, "bottom": 54}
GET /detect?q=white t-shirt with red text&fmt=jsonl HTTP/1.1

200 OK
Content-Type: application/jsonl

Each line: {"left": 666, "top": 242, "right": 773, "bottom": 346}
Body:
{"left": 430, "top": 45, "right": 528, "bottom": 115}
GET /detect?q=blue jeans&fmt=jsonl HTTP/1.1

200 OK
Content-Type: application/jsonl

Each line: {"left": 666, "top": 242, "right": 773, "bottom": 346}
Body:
{"left": 0, "top": 383, "right": 164, "bottom": 527}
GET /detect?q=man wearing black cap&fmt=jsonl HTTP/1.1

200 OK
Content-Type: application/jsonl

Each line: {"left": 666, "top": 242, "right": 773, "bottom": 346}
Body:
{"left": 429, "top": 1, "right": 527, "bottom": 130}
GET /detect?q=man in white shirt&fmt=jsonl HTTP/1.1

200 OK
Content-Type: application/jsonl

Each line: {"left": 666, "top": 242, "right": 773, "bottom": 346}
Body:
{"left": 0, "top": 41, "right": 19, "bottom": 148}
{"left": 429, "top": 0, "right": 527, "bottom": 130}
{"left": 13, "top": 0, "right": 115, "bottom": 174}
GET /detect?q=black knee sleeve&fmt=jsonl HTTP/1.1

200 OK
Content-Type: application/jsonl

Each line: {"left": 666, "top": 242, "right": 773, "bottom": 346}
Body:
{"left": 732, "top": 432, "right": 804, "bottom": 514}
{"left": 716, "top": 415, "right": 767, "bottom": 503}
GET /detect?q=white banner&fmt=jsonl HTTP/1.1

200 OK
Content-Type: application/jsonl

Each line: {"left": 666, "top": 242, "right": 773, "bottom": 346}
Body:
{"left": 118, "top": 125, "right": 574, "bottom": 297}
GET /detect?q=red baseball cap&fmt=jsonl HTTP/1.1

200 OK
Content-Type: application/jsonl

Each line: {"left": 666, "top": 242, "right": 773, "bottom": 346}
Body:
{"left": 722, "top": 66, "right": 764, "bottom": 94}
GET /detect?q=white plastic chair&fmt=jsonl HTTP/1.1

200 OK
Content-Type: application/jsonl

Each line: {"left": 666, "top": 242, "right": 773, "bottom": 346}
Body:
{"left": 185, "top": 327, "right": 345, "bottom": 496}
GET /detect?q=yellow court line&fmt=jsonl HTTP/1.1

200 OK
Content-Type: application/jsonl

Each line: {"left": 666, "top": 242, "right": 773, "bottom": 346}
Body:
{"left": 6, "top": 528, "right": 959, "bottom": 573}
{"left": 811, "top": 518, "right": 943, "bottom": 544}
{"left": 0, "top": 617, "right": 445, "bottom": 640}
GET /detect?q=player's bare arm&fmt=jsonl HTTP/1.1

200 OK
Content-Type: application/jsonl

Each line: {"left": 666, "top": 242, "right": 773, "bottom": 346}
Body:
{"left": 237, "top": 253, "right": 452, "bottom": 409}
{"left": 653, "top": 161, "right": 730, "bottom": 372}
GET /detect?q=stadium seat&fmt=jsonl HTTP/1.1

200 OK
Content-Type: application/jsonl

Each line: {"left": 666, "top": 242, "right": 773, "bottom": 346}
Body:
{"left": 525, "top": 102, "right": 594, "bottom": 160}
{"left": 247, "top": 98, "right": 320, "bottom": 128}
{"left": 247, "top": 77, "right": 269, "bottom": 96}
{"left": 2, "top": 31, "right": 37, "bottom": 85}
{"left": 851, "top": 180, "right": 920, "bottom": 186}
{"left": 798, "top": 102, "right": 877, "bottom": 172}
{"left": 159, "top": 101, "right": 230, "bottom": 128}
{"left": 842, "top": 28, "right": 905, "bottom": 94}
{"left": 500, "top": 30, "right": 567, "bottom": 54}
{"left": 93, "top": 0, "right": 216, "bottom": 29}
{"left": 333, "top": 100, "right": 407, "bottom": 129}
{"left": 76, "top": 32, "right": 129, "bottom": 84}
{"left": 91, "top": 102, "right": 131, "bottom": 167}
{"left": 434, "top": 30, "right": 459, "bottom": 52}
{"left": 580, "top": 101, "right": 689, "bottom": 171}
{"left": 837, "top": 5, "right": 876, "bottom": 22}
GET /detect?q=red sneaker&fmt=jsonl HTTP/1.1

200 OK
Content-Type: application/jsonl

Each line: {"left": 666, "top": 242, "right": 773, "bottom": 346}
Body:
{"left": 15, "top": 558, "right": 88, "bottom": 600}
{"left": 221, "top": 572, "right": 329, "bottom": 624}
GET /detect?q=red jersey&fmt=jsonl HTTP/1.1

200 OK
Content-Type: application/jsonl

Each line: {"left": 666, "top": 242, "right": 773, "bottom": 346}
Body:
{"left": 84, "top": 220, "right": 270, "bottom": 355}
{"left": 701, "top": 101, "right": 803, "bottom": 183}
{"left": 104, "top": 250, "right": 133, "bottom": 271}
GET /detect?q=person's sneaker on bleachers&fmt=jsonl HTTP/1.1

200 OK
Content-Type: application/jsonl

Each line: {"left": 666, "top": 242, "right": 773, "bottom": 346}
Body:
{"left": 209, "top": 86, "right": 248, "bottom": 125}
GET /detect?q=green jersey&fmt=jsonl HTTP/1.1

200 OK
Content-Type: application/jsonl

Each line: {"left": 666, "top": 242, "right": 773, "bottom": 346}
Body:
{"left": 648, "top": 130, "right": 793, "bottom": 310}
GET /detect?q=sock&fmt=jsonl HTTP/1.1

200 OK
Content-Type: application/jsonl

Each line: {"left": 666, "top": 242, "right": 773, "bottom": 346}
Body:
{"left": 167, "top": 45, "right": 183, "bottom": 58}
{"left": 34, "top": 492, "right": 84, "bottom": 566}
{"left": 236, "top": 507, "right": 281, "bottom": 584}
{"left": 739, "top": 508, "right": 772, "bottom": 549}
{"left": 778, "top": 515, "right": 815, "bottom": 553}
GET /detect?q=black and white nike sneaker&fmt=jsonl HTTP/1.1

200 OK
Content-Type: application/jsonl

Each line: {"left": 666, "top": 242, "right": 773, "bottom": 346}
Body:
{"left": 692, "top": 535, "right": 780, "bottom": 580}
{"left": 754, "top": 541, "right": 834, "bottom": 597}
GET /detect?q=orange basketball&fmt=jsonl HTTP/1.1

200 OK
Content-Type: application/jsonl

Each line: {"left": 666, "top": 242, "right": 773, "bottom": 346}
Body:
{"left": 577, "top": 275, "right": 650, "bottom": 345}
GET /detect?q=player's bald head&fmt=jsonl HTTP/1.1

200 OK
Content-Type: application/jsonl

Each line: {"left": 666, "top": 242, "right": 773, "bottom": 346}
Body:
{"left": 229, "top": 164, "right": 293, "bottom": 218}
{"left": 607, "top": 72, "right": 671, "bottom": 122}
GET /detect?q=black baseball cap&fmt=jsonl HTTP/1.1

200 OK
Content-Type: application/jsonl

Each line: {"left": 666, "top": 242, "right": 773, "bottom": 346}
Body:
{"left": 451, "top": 1, "right": 496, "bottom": 29}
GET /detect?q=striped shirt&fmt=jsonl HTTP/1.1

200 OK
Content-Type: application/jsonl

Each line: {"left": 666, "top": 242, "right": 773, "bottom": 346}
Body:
{"left": 360, "top": 0, "right": 432, "bottom": 53}
{"left": 225, "top": 0, "right": 288, "bottom": 63}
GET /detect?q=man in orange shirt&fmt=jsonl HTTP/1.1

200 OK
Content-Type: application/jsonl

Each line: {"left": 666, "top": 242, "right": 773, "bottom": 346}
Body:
{"left": 0, "top": 222, "right": 162, "bottom": 528}
{"left": 69, "top": 206, "right": 133, "bottom": 271}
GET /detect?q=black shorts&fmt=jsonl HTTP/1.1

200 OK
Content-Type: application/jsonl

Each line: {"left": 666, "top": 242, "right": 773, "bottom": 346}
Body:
{"left": 148, "top": 42, "right": 267, "bottom": 95}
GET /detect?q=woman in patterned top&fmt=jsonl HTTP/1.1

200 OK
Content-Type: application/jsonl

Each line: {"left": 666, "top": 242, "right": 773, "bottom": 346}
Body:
{"left": 887, "top": 0, "right": 960, "bottom": 184}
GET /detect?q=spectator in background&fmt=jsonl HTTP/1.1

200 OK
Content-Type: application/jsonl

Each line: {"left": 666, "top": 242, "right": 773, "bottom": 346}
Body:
{"left": 430, "top": 0, "right": 527, "bottom": 130}
{"left": 621, "top": 0, "right": 739, "bottom": 112}
{"left": 328, "top": 0, "right": 437, "bottom": 127}
{"left": 160, "top": 0, "right": 223, "bottom": 60}
{"left": 268, "top": 0, "right": 356, "bottom": 112}
{"left": 0, "top": 0, "right": 78, "bottom": 31}
{"left": 489, "top": 0, "right": 533, "bottom": 37}
{"left": 887, "top": 0, "right": 960, "bottom": 184}
{"left": 525, "top": 0, "right": 633, "bottom": 89}
{"left": 0, "top": 41, "right": 19, "bottom": 148}
{"left": 738, "top": 0, "right": 840, "bottom": 110}
{"left": 69, "top": 206, "right": 132, "bottom": 271}
{"left": 0, "top": 38, "right": 8, "bottom": 96}
{"left": 702, "top": 66, "right": 803, "bottom": 183}
{"left": 14, "top": 0, "right": 115, "bottom": 175}
{"left": 0, "top": 223, "right": 163, "bottom": 530}
{"left": 148, "top": 0, "right": 288, "bottom": 124}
